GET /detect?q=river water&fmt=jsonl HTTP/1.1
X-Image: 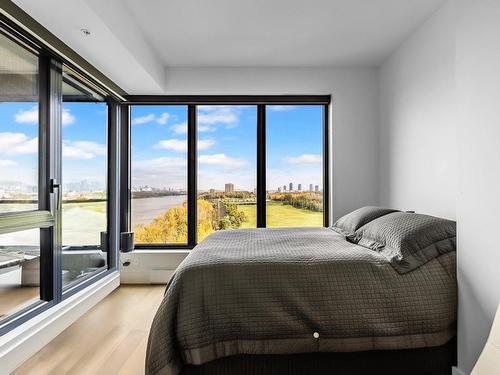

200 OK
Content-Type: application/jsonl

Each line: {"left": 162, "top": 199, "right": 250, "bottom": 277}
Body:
{"left": 131, "top": 195, "right": 187, "bottom": 228}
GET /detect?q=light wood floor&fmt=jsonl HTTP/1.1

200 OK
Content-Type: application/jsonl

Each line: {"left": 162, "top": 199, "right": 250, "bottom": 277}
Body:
{"left": 14, "top": 285, "right": 165, "bottom": 375}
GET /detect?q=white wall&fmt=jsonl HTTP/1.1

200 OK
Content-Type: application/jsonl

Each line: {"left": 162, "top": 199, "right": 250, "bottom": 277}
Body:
{"left": 165, "top": 67, "right": 380, "bottom": 220}
{"left": 378, "top": 1, "right": 456, "bottom": 220}
{"left": 379, "top": 1, "right": 500, "bottom": 373}
{"left": 456, "top": 0, "right": 500, "bottom": 373}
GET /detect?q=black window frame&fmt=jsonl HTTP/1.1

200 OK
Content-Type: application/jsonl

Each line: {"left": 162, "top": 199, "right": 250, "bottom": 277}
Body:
{"left": 0, "top": 15, "right": 123, "bottom": 335}
{"left": 125, "top": 96, "right": 331, "bottom": 250}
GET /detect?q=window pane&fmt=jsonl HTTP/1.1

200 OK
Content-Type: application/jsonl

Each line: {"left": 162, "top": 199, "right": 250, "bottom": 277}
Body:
{"left": 62, "top": 70, "right": 108, "bottom": 287}
{"left": 131, "top": 105, "right": 188, "bottom": 244}
{"left": 266, "top": 105, "right": 324, "bottom": 227}
{"left": 0, "top": 228, "right": 41, "bottom": 320}
{"left": 197, "top": 105, "right": 257, "bottom": 242}
{"left": 0, "top": 33, "right": 39, "bottom": 213}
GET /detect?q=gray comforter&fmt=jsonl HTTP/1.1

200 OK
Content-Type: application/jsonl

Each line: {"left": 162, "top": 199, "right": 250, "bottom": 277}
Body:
{"left": 146, "top": 227, "right": 457, "bottom": 375}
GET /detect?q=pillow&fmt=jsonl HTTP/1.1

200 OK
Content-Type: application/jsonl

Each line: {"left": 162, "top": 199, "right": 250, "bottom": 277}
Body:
{"left": 332, "top": 206, "right": 399, "bottom": 238}
{"left": 354, "top": 212, "right": 456, "bottom": 273}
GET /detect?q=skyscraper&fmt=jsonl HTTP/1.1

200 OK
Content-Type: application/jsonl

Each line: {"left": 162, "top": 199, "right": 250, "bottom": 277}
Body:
{"left": 298, "top": 184, "right": 302, "bottom": 191}
{"left": 289, "top": 182, "right": 293, "bottom": 191}
{"left": 225, "top": 183, "right": 234, "bottom": 193}
{"left": 315, "top": 185, "right": 319, "bottom": 192}
{"left": 283, "top": 185, "right": 287, "bottom": 191}
{"left": 309, "top": 184, "right": 313, "bottom": 192}
{"left": 278, "top": 187, "right": 281, "bottom": 192}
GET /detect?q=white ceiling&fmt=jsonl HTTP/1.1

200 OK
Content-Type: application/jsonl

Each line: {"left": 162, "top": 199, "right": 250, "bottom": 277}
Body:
{"left": 13, "top": 0, "right": 445, "bottom": 93}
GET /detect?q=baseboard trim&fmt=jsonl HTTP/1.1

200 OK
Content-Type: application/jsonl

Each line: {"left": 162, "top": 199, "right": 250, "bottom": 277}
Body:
{"left": 0, "top": 271, "right": 120, "bottom": 374}
{"left": 452, "top": 366, "right": 467, "bottom": 375}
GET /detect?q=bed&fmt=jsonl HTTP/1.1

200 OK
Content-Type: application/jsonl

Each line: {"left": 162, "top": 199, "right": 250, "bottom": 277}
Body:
{"left": 146, "top": 208, "right": 457, "bottom": 375}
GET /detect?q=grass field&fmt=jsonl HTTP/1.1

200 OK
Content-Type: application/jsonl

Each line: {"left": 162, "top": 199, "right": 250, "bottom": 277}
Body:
{"left": 238, "top": 202, "right": 323, "bottom": 228}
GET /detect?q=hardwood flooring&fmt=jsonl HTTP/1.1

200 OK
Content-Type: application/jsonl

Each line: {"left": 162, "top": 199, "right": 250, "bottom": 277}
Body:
{"left": 14, "top": 285, "right": 165, "bottom": 375}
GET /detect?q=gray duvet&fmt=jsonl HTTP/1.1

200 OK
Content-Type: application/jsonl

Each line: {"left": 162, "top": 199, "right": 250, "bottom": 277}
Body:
{"left": 146, "top": 227, "right": 457, "bottom": 375}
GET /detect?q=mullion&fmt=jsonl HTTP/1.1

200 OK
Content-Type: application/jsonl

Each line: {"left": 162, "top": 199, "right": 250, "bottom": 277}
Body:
{"left": 106, "top": 100, "right": 121, "bottom": 271}
{"left": 257, "top": 105, "right": 266, "bottom": 228}
{"left": 187, "top": 105, "right": 197, "bottom": 246}
{"left": 120, "top": 105, "right": 130, "bottom": 235}
{"left": 323, "top": 104, "right": 330, "bottom": 227}
{"left": 38, "top": 55, "right": 63, "bottom": 303}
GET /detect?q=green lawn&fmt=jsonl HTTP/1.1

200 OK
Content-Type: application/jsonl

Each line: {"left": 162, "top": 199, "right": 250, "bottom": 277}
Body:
{"left": 238, "top": 203, "right": 323, "bottom": 228}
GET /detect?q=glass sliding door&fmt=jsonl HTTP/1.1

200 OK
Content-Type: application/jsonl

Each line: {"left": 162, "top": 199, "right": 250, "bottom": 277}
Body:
{"left": 266, "top": 105, "right": 324, "bottom": 227}
{"left": 130, "top": 105, "right": 188, "bottom": 245}
{"left": 197, "top": 105, "right": 257, "bottom": 242}
{"left": 61, "top": 68, "right": 109, "bottom": 288}
{"left": 0, "top": 21, "right": 119, "bottom": 334}
{"left": 0, "top": 30, "right": 50, "bottom": 325}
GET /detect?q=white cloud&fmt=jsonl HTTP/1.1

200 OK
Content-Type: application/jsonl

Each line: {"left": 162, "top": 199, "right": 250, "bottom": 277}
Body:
{"left": 198, "top": 139, "right": 215, "bottom": 150}
{"left": 132, "top": 114, "right": 155, "bottom": 125}
{"left": 171, "top": 122, "right": 187, "bottom": 134}
{"left": 199, "top": 125, "right": 216, "bottom": 132}
{"left": 62, "top": 108, "right": 76, "bottom": 126}
{"left": 62, "top": 140, "right": 106, "bottom": 160}
{"left": 132, "top": 112, "right": 173, "bottom": 125}
{"left": 155, "top": 139, "right": 186, "bottom": 152}
{"left": 14, "top": 106, "right": 38, "bottom": 123}
{"left": 268, "top": 105, "right": 296, "bottom": 112}
{"left": 155, "top": 138, "right": 215, "bottom": 152}
{"left": 156, "top": 112, "right": 171, "bottom": 125}
{"left": 197, "top": 106, "right": 239, "bottom": 127}
{"left": 285, "top": 154, "right": 322, "bottom": 165}
{"left": 198, "top": 153, "right": 246, "bottom": 169}
{"left": 0, "top": 159, "right": 17, "bottom": 167}
{"left": 14, "top": 106, "right": 75, "bottom": 126}
{"left": 0, "top": 132, "right": 37, "bottom": 154}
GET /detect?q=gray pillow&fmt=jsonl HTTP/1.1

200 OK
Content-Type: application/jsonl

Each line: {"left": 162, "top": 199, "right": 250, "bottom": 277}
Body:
{"left": 354, "top": 212, "right": 456, "bottom": 273}
{"left": 332, "top": 206, "right": 399, "bottom": 238}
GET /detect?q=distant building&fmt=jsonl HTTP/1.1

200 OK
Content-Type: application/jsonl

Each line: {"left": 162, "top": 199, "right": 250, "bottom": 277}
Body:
{"left": 289, "top": 182, "right": 293, "bottom": 191}
{"left": 209, "top": 189, "right": 215, "bottom": 194}
{"left": 278, "top": 187, "right": 281, "bottom": 192}
{"left": 315, "top": 185, "right": 319, "bottom": 192}
{"left": 225, "top": 183, "right": 234, "bottom": 193}
{"left": 283, "top": 185, "right": 287, "bottom": 191}
{"left": 309, "top": 184, "right": 313, "bottom": 192}
{"left": 298, "top": 184, "right": 302, "bottom": 191}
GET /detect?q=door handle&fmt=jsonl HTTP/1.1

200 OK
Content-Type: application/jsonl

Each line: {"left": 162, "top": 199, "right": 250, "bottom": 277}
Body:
{"left": 49, "top": 178, "right": 61, "bottom": 216}
{"left": 49, "top": 178, "right": 60, "bottom": 193}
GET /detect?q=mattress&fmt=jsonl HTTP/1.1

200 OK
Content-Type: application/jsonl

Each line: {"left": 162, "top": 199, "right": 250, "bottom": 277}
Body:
{"left": 146, "top": 227, "right": 457, "bottom": 375}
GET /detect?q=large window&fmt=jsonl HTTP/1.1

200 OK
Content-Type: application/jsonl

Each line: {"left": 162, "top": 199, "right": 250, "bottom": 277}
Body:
{"left": 130, "top": 106, "right": 188, "bottom": 245}
{"left": 129, "top": 100, "right": 329, "bottom": 248}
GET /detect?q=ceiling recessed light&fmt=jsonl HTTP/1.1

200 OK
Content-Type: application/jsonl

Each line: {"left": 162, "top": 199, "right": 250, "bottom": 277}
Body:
{"left": 81, "top": 28, "right": 91, "bottom": 37}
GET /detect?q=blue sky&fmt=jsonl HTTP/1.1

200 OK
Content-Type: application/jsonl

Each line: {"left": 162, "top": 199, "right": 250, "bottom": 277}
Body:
{"left": 131, "top": 105, "right": 323, "bottom": 192}
{"left": 0, "top": 101, "right": 107, "bottom": 192}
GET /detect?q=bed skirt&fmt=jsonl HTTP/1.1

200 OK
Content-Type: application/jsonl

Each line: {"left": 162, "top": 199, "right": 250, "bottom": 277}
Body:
{"left": 180, "top": 337, "right": 457, "bottom": 375}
